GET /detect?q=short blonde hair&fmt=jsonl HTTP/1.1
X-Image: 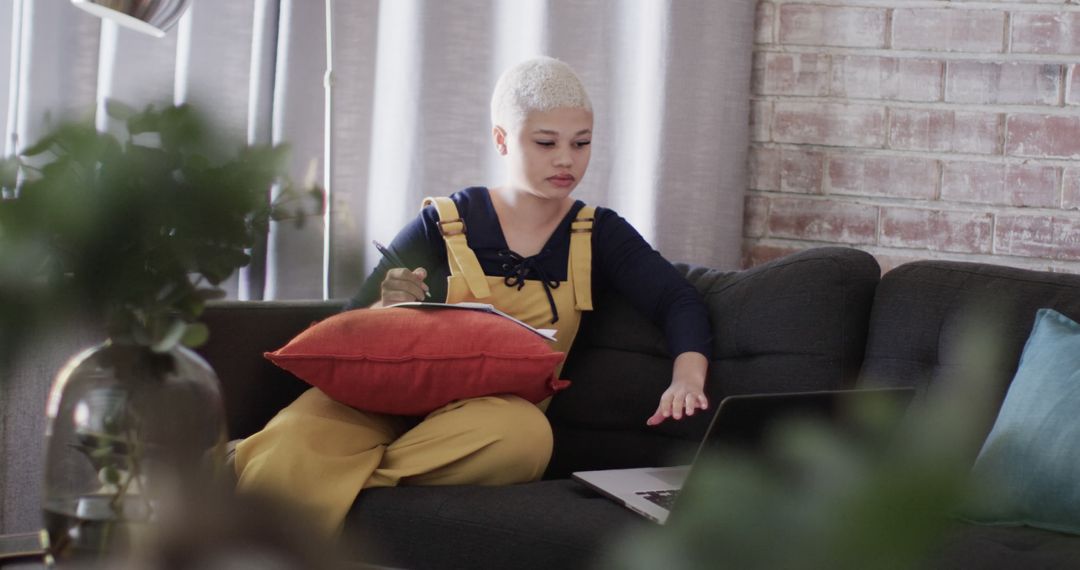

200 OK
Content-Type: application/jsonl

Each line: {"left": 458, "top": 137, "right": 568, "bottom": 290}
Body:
{"left": 490, "top": 56, "right": 592, "bottom": 129}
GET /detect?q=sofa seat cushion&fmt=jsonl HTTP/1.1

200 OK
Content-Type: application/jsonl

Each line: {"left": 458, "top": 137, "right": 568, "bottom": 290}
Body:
{"left": 344, "top": 479, "right": 647, "bottom": 570}
{"left": 926, "top": 523, "right": 1080, "bottom": 569}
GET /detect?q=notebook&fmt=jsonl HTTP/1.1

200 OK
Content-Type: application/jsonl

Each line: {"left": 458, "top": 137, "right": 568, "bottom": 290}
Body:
{"left": 393, "top": 301, "right": 557, "bottom": 340}
{"left": 572, "top": 387, "right": 915, "bottom": 524}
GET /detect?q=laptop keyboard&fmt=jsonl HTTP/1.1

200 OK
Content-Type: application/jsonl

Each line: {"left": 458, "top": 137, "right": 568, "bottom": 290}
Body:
{"left": 636, "top": 489, "right": 679, "bottom": 510}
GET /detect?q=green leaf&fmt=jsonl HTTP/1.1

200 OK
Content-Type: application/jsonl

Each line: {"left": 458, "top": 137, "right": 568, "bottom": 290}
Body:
{"left": 20, "top": 133, "right": 57, "bottom": 157}
{"left": 173, "top": 299, "right": 202, "bottom": 322}
{"left": 151, "top": 318, "right": 187, "bottom": 353}
{"left": 126, "top": 104, "right": 159, "bottom": 136}
{"left": 180, "top": 322, "right": 210, "bottom": 348}
{"left": 102, "top": 466, "right": 120, "bottom": 485}
{"left": 0, "top": 157, "right": 19, "bottom": 189}
{"left": 104, "top": 99, "right": 138, "bottom": 121}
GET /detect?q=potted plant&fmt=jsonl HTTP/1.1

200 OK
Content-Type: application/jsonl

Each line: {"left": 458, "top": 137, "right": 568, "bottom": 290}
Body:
{"left": 0, "top": 101, "right": 321, "bottom": 563}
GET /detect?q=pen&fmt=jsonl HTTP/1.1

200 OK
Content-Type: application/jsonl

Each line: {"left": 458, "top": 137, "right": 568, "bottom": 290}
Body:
{"left": 372, "top": 240, "right": 431, "bottom": 298}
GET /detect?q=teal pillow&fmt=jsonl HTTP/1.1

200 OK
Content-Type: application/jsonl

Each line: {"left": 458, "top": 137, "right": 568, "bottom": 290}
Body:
{"left": 967, "top": 308, "right": 1080, "bottom": 534}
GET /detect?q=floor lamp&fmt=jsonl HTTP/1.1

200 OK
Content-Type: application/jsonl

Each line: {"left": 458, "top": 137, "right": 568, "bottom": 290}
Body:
{"left": 322, "top": 0, "right": 335, "bottom": 300}
{"left": 70, "top": 0, "right": 192, "bottom": 38}
{"left": 70, "top": 0, "right": 337, "bottom": 301}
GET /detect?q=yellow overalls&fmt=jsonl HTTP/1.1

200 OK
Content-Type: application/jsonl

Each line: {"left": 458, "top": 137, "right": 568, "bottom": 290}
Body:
{"left": 234, "top": 196, "right": 596, "bottom": 535}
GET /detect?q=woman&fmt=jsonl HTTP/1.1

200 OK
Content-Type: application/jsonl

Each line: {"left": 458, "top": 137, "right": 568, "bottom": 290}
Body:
{"left": 235, "top": 56, "right": 712, "bottom": 536}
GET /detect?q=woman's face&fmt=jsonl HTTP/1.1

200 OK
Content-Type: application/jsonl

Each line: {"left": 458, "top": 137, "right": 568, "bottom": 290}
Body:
{"left": 499, "top": 107, "right": 593, "bottom": 201}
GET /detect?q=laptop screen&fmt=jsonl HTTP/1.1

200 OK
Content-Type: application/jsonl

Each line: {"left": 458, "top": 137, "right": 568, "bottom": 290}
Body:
{"left": 673, "top": 387, "right": 917, "bottom": 515}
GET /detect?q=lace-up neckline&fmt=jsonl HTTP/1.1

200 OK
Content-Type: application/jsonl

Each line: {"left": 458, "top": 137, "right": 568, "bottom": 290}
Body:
{"left": 498, "top": 249, "right": 561, "bottom": 323}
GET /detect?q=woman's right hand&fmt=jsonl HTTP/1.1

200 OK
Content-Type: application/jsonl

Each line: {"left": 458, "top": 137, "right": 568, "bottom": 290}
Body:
{"left": 378, "top": 267, "right": 430, "bottom": 306}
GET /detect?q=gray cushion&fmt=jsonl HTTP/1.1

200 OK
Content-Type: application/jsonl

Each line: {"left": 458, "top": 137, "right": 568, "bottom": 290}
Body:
{"left": 545, "top": 246, "right": 880, "bottom": 477}
{"left": 859, "top": 260, "right": 1080, "bottom": 457}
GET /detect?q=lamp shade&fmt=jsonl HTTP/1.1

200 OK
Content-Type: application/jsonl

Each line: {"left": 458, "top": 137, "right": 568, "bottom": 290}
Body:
{"left": 71, "top": 0, "right": 192, "bottom": 38}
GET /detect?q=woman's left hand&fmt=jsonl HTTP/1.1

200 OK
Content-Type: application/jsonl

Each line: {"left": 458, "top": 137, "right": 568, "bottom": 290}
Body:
{"left": 647, "top": 352, "right": 709, "bottom": 426}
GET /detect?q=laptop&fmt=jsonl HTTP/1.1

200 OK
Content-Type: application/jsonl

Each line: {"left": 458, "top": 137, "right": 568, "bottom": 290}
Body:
{"left": 572, "top": 387, "right": 915, "bottom": 524}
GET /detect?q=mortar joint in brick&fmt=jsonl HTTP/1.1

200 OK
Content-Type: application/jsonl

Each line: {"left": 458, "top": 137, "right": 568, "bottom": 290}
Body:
{"left": 934, "top": 159, "right": 943, "bottom": 201}
{"left": 1060, "top": 65, "right": 1069, "bottom": 107}
{"left": 876, "top": 208, "right": 883, "bottom": 246}
{"left": 1003, "top": 10, "right": 1012, "bottom": 55}
{"left": 1068, "top": 65, "right": 1075, "bottom": 106}
{"left": 885, "top": 8, "right": 894, "bottom": 50}
{"left": 937, "top": 58, "right": 946, "bottom": 102}
{"left": 1058, "top": 167, "right": 1066, "bottom": 210}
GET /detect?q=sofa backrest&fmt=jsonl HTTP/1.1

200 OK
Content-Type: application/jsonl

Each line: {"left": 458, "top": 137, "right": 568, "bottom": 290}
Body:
{"left": 858, "top": 260, "right": 1080, "bottom": 454}
{"left": 544, "top": 247, "right": 881, "bottom": 478}
{"left": 198, "top": 301, "right": 344, "bottom": 440}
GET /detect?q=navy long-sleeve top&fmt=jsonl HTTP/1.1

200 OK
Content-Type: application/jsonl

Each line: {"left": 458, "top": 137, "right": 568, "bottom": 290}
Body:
{"left": 348, "top": 187, "right": 712, "bottom": 359}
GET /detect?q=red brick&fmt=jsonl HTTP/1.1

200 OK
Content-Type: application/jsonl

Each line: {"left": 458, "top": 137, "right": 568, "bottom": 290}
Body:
{"left": 1011, "top": 12, "right": 1080, "bottom": 55}
{"left": 756, "top": 1, "right": 774, "bottom": 44}
{"left": 1006, "top": 114, "right": 1080, "bottom": 159}
{"left": 880, "top": 208, "right": 993, "bottom": 254}
{"left": 827, "top": 154, "right": 939, "bottom": 199}
{"left": 946, "top": 61, "right": 1061, "bottom": 105}
{"left": 1068, "top": 64, "right": 1080, "bottom": 106}
{"left": 751, "top": 100, "right": 772, "bottom": 142}
{"left": 754, "top": 52, "right": 830, "bottom": 96}
{"left": 778, "top": 4, "right": 887, "bottom": 48}
{"left": 780, "top": 149, "right": 825, "bottom": 194}
{"left": 941, "top": 161, "right": 1059, "bottom": 207}
{"left": 772, "top": 102, "right": 886, "bottom": 147}
{"left": 893, "top": 9, "right": 1006, "bottom": 53}
{"left": 767, "top": 197, "right": 878, "bottom": 244}
{"left": 744, "top": 194, "right": 769, "bottom": 238}
{"left": 830, "top": 56, "right": 942, "bottom": 102}
{"left": 1064, "top": 167, "right": 1080, "bottom": 209}
{"left": 742, "top": 242, "right": 805, "bottom": 269}
{"left": 749, "top": 147, "right": 780, "bottom": 191}
{"left": 995, "top": 213, "right": 1080, "bottom": 261}
{"left": 889, "top": 109, "right": 1002, "bottom": 155}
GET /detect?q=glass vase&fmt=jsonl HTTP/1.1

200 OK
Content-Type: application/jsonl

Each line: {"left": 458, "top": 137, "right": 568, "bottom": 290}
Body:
{"left": 41, "top": 340, "right": 227, "bottom": 564}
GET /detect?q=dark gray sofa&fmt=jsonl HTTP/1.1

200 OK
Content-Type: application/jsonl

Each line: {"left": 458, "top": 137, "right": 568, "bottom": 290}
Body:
{"left": 339, "top": 246, "right": 879, "bottom": 569}
{"left": 5, "top": 247, "right": 1080, "bottom": 568}
{"left": 858, "top": 259, "right": 1080, "bottom": 569}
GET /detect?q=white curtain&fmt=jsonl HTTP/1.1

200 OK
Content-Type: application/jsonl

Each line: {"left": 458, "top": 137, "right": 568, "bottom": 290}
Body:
{"left": 1, "top": 0, "right": 754, "bottom": 301}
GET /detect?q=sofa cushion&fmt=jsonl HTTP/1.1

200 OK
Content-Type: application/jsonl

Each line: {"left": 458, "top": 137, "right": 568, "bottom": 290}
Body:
{"left": 926, "top": 523, "right": 1080, "bottom": 569}
{"left": 966, "top": 308, "right": 1080, "bottom": 534}
{"left": 345, "top": 479, "right": 646, "bottom": 570}
{"left": 264, "top": 306, "right": 568, "bottom": 416}
{"left": 545, "top": 247, "right": 880, "bottom": 476}
{"left": 859, "top": 261, "right": 1080, "bottom": 459}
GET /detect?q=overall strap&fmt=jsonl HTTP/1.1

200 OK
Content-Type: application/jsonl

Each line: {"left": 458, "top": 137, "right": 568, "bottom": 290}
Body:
{"left": 569, "top": 206, "right": 595, "bottom": 311}
{"left": 421, "top": 196, "right": 492, "bottom": 299}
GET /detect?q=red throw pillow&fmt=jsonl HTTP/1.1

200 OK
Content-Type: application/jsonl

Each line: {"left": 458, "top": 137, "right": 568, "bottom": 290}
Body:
{"left": 265, "top": 307, "right": 569, "bottom": 415}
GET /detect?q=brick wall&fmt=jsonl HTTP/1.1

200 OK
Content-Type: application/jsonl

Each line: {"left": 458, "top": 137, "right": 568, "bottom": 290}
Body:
{"left": 745, "top": 0, "right": 1080, "bottom": 274}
